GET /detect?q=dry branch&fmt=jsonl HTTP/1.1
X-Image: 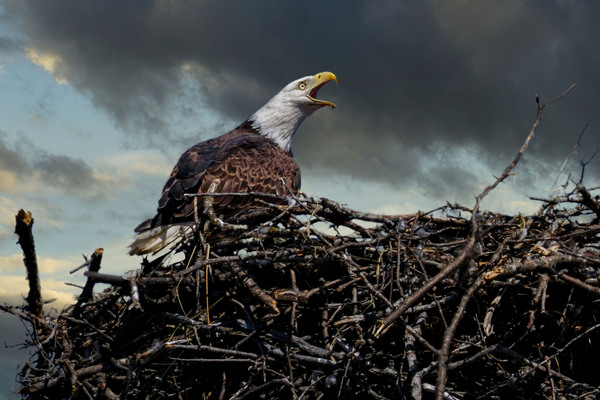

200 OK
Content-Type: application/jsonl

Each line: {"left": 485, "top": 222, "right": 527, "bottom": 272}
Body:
{"left": 14, "top": 209, "right": 43, "bottom": 317}
{"left": 4, "top": 83, "right": 600, "bottom": 400}
{"left": 5, "top": 183, "right": 600, "bottom": 399}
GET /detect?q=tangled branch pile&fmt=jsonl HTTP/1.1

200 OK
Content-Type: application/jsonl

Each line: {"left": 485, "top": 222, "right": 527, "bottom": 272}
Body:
{"left": 4, "top": 85, "right": 600, "bottom": 399}
{"left": 5, "top": 182, "right": 600, "bottom": 399}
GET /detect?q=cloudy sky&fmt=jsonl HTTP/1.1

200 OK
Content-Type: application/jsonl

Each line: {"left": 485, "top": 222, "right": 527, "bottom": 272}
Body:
{"left": 1, "top": 1, "right": 599, "bottom": 397}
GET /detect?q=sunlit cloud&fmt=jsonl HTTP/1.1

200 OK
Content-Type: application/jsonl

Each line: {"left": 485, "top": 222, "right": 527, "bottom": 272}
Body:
{"left": 24, "top": 47, "right": 68, "bottom": 84}
{"left": 0, "top": 252, "right": 81, "bottom": 275}
{"left": 0, "top": 169, "right": 41, "bottom": 195}
{"left": 99, "top": 151, "right": 172, "bottom": 179}
{"left": 0, "top": 254, "right": 24, "bottom": 273}
{"left": 0, "top": 276, "right": 76, "bottom": 310}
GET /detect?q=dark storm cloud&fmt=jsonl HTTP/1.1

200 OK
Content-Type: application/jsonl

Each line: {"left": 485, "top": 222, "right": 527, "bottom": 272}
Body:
{"left": 4, "top": 0, "right": 599, "bottom": 192}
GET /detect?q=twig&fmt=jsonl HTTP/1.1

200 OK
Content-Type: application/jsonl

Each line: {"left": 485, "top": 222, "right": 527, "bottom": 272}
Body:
{"left": 373, "top": 237, "right": 475, "bottom": 338}
{"left": 471, "top": 83, "right": 576, "bottom": 232}
{"left": 551, "top": 121, "right": 588, "bottom": 192}
{"left": 435, "top": 274, "right": 487, "bottom": 400}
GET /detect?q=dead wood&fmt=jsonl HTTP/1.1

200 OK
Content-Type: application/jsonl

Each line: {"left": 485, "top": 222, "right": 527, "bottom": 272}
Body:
{"left": 4, "top": 83, "right": 600, "bottom": 399}
{"left": 14, "top": 209, "right": 43, "bottom": 317}
{"left": 5, "top": 184, "right": 600, "bottom": 399}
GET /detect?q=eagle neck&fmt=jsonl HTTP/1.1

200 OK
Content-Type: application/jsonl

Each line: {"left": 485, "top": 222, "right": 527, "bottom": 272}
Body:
{"left": 248, "top": 101, "right": 313, "bottom": 153}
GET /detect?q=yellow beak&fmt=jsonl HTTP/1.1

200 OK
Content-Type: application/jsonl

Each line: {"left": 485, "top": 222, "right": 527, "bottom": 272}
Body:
{"left": 308, "top": 71, "right": 337, "bottom": 108}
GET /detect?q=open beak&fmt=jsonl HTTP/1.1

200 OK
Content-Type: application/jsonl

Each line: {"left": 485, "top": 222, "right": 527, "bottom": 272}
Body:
{"left": 307, "top": 71, "right": 337, "bottom": 108}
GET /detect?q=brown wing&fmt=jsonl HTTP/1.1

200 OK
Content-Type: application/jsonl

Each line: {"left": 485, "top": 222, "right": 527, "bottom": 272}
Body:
{"left": 140, "top": 126, "right": 300, "bottom": 231}
{"left": 203, "top": 139, "right": 301, "bottom": 209}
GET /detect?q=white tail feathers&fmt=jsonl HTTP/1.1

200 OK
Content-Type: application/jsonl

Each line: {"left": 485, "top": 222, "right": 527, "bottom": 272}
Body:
{"left": 128, "top": 223, "right": 194, "bottom": 256}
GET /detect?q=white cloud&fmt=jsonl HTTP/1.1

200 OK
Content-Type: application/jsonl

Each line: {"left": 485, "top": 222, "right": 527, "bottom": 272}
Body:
{"left": 40, "top": 255, "right": 83, "bottom": 275}
{"left": 0, "top": 192, "right": 65, "bottom": 241}
{"left": 0, "top": 254, "right": 24, "bottom": 273}
{"left": 0, "top": 252, "right": 81, "bottom": 274}
{"left": 0, "top": 170, "right": 40, "bottom": 195}
{"left": 99, "top": 150, "right": 172, "bottom": 179}
{"left": 0, "top": 275, "right": 76, "bottom": 310}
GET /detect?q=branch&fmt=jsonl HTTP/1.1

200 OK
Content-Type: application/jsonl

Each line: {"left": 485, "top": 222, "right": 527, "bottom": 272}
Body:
{"left": 471, "top": 84, "right": 576, "bottom": 229}
{"left": 373, "top": 237, "right": 476, "bottom": 338}
{"left": 551, "top": 121, "right": 588, "bottom": 192}
{"left": 71, "top": 248, "right": 104, "bottom": 318}
{"left": 14, "top": 209, "right": 43, "bottom": 317}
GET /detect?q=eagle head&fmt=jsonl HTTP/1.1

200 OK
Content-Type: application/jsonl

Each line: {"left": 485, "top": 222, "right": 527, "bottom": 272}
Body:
{"left": 280, "top": 71, "right": 337, "bottom": 110}
{"left": 249, "top": 71, "right": 337, "bottom": 153}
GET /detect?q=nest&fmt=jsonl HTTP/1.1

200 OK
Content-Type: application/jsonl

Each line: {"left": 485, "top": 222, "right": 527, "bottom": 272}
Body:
{"left": 4, "top": 182, "right": 600, "bottom": 400}
{"left": 3, "top": 87, "right": 600, "bottom": 399}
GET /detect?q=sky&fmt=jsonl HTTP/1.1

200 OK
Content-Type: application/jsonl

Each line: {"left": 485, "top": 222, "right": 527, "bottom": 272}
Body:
{"left": 0, "top": 0, "right": 599, "bottom": 397}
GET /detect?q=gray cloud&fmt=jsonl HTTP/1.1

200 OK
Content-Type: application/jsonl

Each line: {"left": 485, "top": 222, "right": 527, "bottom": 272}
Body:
{"left": 0, "top": 35, "right": 19, "bottom": 54}
{"left": 0, "top": 4, "right": 21, "bottom": 54}
{"left": 0, "top": 132, "right": 29, "bottom": 173}
{"left": 3, "top": 0, "right": 599, "bottom": 195}
{"left": 33, "top": 154, "right": 97, "bottom": 193}
{"left": 0, "top": 134, "right": 111, "bottom": 199}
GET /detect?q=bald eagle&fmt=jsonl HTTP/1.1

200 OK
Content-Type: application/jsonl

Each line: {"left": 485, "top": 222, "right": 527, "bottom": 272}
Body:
{"left": 129, "top": 71, "right": 337, "bottom": 255}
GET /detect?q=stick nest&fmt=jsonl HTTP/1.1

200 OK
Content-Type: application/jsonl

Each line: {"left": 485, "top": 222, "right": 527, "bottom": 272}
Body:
{"left": 5, "top": 184, "right": 600, "bottom": 400}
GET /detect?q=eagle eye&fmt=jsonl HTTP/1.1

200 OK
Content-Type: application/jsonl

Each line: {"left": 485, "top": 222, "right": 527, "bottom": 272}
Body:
{"left": 297, "top": 82, "right": 307, "bottom": 90}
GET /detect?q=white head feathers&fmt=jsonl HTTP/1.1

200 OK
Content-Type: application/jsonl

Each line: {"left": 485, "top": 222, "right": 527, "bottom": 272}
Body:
{"left": 249, "top": 72, "right": 337, "bottom": 153}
